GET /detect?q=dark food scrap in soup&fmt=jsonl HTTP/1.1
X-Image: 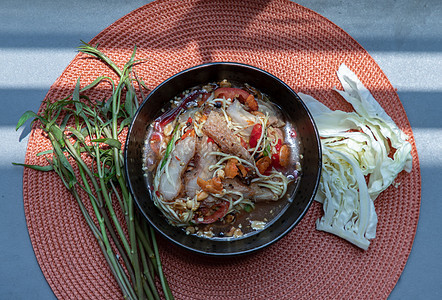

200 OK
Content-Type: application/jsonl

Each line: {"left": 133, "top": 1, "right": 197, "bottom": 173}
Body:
{"left": 143, "top": 80, "right": 302, "bottom": 239}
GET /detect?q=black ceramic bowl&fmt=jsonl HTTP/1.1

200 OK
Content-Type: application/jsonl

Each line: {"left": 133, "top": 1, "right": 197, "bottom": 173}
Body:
{"left": 124, "top": 62, "right": 321, "bottom": 256}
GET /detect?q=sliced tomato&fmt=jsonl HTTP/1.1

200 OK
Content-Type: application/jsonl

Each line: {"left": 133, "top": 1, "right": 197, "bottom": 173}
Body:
{"left": 249, "top": 124, "right": 262, "bottom": 148}
{"left": 269, "top": 138, "right": 282, "bottom": 169}
{"left": 196, "top": 201, "right": 229, "bottom": 224}
{"left": 271, "top": 152, "right": 281, "bottom": 169}
{"left": 274, "top": 138, "right": 282, "bottom": 151}
{"left": 214, "top": 87, "right": 250, "bottom": 102}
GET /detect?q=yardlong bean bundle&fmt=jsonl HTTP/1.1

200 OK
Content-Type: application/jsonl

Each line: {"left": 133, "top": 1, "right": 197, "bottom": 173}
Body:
{"left": 15, "top": 42, "right": 173, "bottom": 300}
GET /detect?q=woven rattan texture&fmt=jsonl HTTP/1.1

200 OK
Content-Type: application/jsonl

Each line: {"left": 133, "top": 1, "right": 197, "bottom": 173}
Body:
{"left": 23, "top": 0, "right": 421, "bottom": 299}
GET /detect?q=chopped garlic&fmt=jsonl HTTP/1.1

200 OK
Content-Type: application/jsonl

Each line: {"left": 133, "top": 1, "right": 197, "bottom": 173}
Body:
{"left": 163, "top": 122, "right": 174, "bottom": 136}
{"left": 250, "top": 220, "right": 266, "bottom": 230}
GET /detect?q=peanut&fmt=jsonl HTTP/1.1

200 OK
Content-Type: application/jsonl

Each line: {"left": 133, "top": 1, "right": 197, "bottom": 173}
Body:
{"left": 196, "top": 191, "right": 209, "bottom": 201}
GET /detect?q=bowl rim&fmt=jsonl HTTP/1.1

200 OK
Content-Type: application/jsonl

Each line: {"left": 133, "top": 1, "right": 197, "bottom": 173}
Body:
{"left": 124, "top": 61, "right": 322, "bottom": 256}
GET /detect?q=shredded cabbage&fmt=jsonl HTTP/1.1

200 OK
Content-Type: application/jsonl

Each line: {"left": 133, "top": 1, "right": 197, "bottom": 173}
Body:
{"left": 299, "top": 64, "right": 413, "bottom": 250}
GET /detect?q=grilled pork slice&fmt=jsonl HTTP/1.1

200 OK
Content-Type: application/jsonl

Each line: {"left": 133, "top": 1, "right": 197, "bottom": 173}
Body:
{"left": 251, "top": 184, "right": 279, "bottom": 202}
{"left": 223, "top": 178, "right": 255, "bottom": 199}
{"left": 226, "top": 100, "right": 257, "bottom": 137}
{"left": 223, "top": 178, "right": 279, "bottom": 202}
{"left": 202, "top": 111, "right": 251, "bottom": 160}
{"left": 184, "top": 136, "right": 219, "bottom": 198}
{"left": 158, "top": 135, "right": 196, "bottom": 201}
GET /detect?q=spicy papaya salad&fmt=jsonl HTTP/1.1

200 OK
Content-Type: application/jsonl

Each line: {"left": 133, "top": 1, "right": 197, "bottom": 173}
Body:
{"left": 143, "top": 80, "right": 301, "bottom": 238}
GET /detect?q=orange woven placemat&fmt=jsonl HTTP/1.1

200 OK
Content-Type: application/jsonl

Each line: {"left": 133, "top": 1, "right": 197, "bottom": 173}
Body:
{"left": 23, "top": 0, "right": 421, "bottom": 299}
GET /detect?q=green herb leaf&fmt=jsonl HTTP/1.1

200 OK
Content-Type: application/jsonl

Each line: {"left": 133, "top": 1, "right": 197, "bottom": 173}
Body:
{"left": 53, "top": 140, "right": 77, "bottom": 188}
{"left": 263, "top": 144, "right": 271, "bottom": 157}
{"left": 244, "top": 204, "right": 253, "bottom": 213}
{"left": 78, "top": 41, "right": 123, "bottom": 77}
{"left": 12, "top": 162, "right": 54, "bottom": 172}
{"left": 68, "top": 127, "right": 86, "bottom": 143}
{"left": 160, "top": 123, "right": 180, "bottom": 170}
{"left": 80, "top": 76, "right": 112, "bottom": 93}
{"left": 73, "top": 78, "right": 83, "bottom": 116}
{"left": 60, "top": 113, "right": 72, "bottom": 131}
{"left": 119, "top": 117, "right": 132, "bottom": 134}
{"left": 36, "top": 149, "right": 54, "bottom": 157}
{"left": 48, "top": 124, "right": 64, "bottom": 144}
{"left": 16, "top": 110, "right": 40, "bottom": 131}
{"left": 91, "top": 138, "right": 122, "bottom": 149}
{"left": 125, "top": 89, "right": 136, "bottom": 117}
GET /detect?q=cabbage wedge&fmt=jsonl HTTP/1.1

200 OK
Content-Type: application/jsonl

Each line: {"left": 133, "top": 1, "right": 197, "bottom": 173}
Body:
{"left": 299, "top": 64, "right": 412, "bottom": 250}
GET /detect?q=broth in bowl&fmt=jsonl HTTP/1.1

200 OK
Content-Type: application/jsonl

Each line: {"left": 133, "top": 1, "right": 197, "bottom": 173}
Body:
{"left": 142, "top": 80, "right": 302, "bottom": 239}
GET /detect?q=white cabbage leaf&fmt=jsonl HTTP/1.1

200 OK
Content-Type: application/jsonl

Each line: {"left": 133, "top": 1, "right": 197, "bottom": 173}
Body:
{"left": 298, "top": 64, "right": 413, "bottom": 250}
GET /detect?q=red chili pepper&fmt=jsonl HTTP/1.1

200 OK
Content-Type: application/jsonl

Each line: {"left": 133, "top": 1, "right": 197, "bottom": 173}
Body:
{"left": 155, "top": 190, "right": 161, "bottom": 197}
{"left": 249, "top": 124, "right": 262, "bottom": 148}
{"left": 240, "top": 137, "right": 248, "bottom": 149}
{"left": 180, "top": 128, "right": 195, "bottom": 140}
{"left": 214, "top": 87, "right": 250, "bottom": 102}
{"left": 289, "top": 128, "right": 297, "bottom": 139}
{"left": 187, "top": 117, "right": 193, "bottom": 124}
{"left": 207, "top": 137, "right": 215, "bottom": 144}
{"left": 154, "top": 90, "right": 203, "bottom": 131}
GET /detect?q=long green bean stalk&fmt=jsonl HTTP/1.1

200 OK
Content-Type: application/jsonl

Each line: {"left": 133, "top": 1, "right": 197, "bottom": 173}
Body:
{"left": 15, "top": 42, "right": 173, "bottom": 300}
